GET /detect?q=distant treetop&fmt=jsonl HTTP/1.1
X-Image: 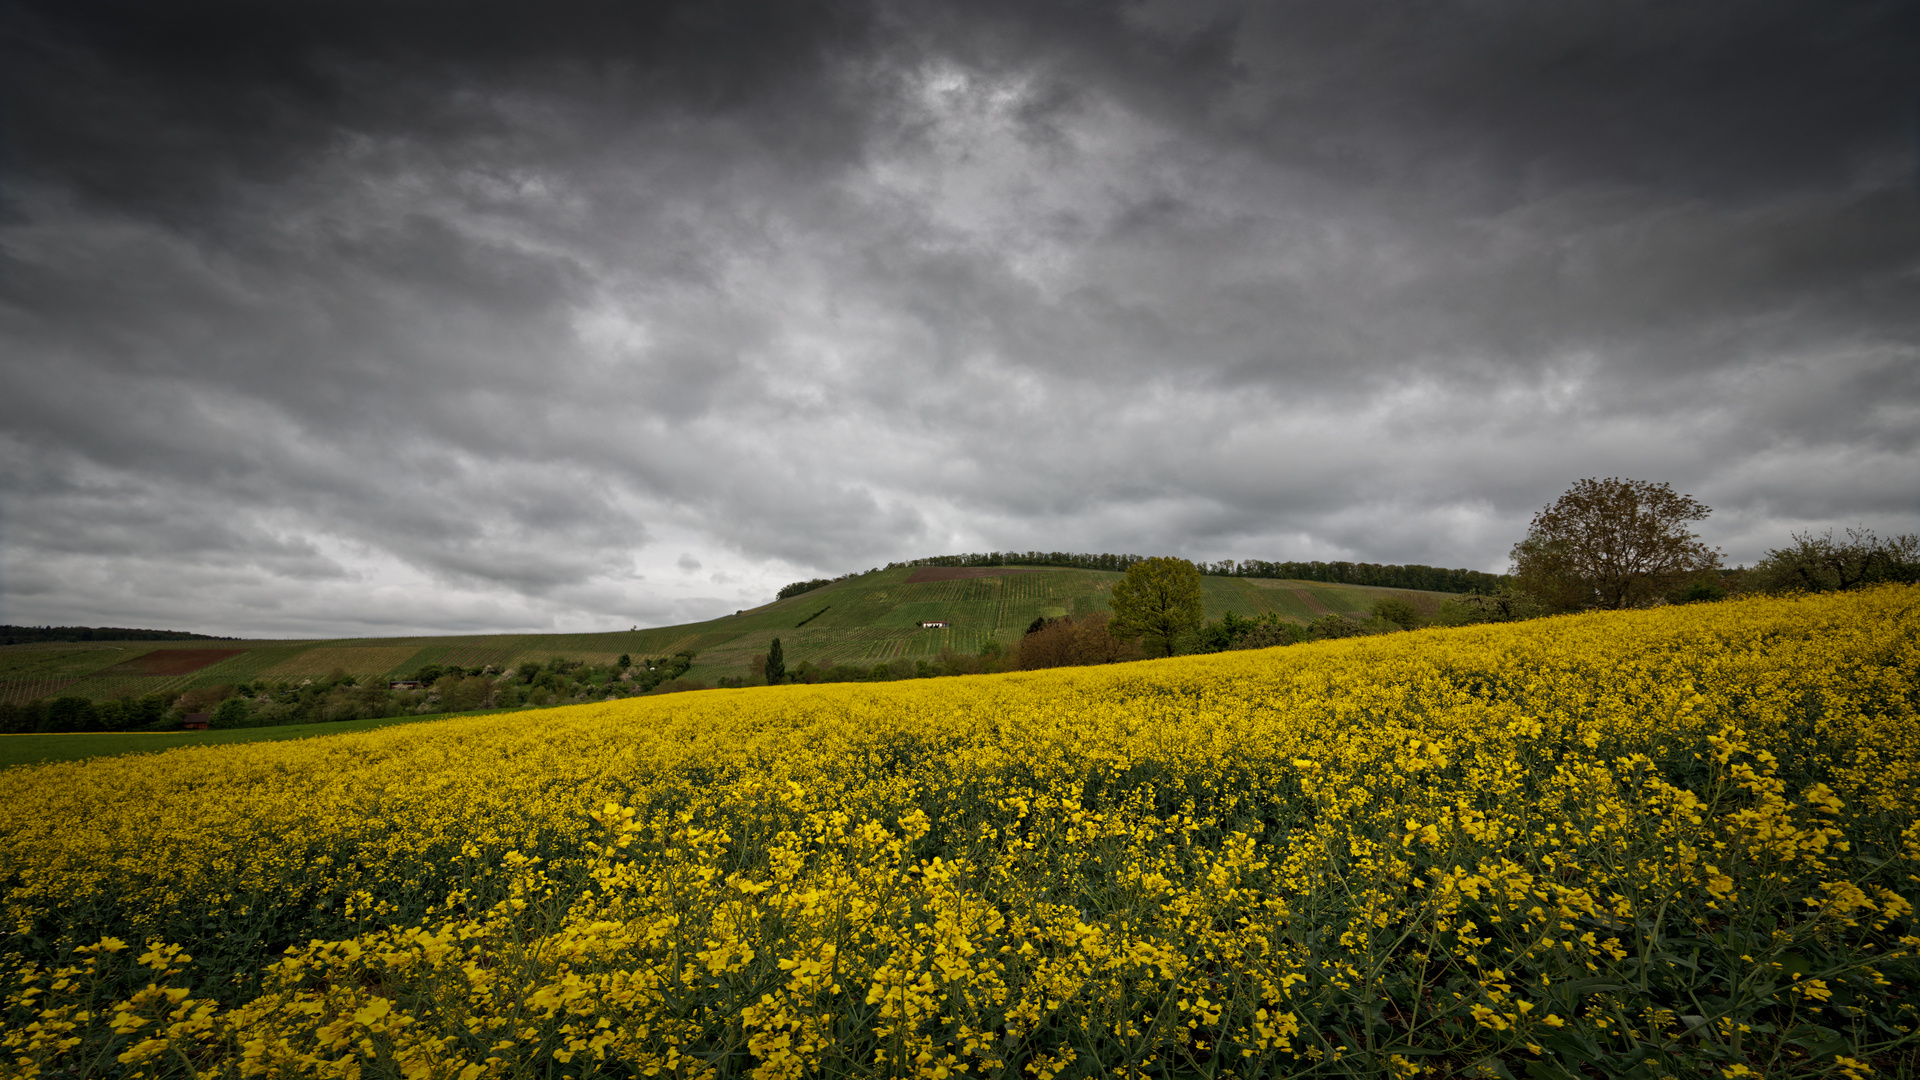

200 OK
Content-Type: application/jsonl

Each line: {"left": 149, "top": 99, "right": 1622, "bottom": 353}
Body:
{"left": 777, "top": 552, "right": 1505, "bottom": 605}
{"left": 887, "top": 552, "right": 1505, "bottom": 593}
{"left": 890, "top": 551, "right": 1151, "bottom": 573}
{"left": 776, "top": 572, "right": 862, "bottom": 600}
{"left": 1, "top": 625, "right": 236, "bottom": 645}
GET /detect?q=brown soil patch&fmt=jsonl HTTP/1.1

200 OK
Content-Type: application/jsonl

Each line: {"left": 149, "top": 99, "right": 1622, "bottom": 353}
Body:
{"left": 905, "top": 566, "right": 1052, "bottom": 583}
{"left": 105, "top": 648, "right": 248, "bottom": 676}
{"left": 1290, "top": 589, "right": 1334, "bottom": 616}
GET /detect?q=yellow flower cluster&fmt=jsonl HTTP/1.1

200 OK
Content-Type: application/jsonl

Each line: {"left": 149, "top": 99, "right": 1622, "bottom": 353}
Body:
{"left": 3, "top": 587, "right": 1918, "bottom": 1078}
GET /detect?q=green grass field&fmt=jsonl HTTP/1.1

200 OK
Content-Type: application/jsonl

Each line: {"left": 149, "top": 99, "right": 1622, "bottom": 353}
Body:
{"left": 0, "top": 706, "right": 542, "bottom": 769}
{"left": 0, "top": 568, "right": 1456, "bottom": 700}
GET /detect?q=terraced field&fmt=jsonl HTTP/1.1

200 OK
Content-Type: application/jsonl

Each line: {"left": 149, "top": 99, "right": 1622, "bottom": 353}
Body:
{"left": 0, "top": 678, "right": 82, "bottom": 706}
{"left": 258, "top": 645, "right": 430, "bottom": 680}
{"left": 0, "top": 567, "right": 1456, "bottom": 698}
{"left": 0, "top": 643, "right": 156, "bottom": 704}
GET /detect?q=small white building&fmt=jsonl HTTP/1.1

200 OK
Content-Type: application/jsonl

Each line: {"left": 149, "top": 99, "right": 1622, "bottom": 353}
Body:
{"left": 920, "top": 619, "right": 949, "bottom": 629}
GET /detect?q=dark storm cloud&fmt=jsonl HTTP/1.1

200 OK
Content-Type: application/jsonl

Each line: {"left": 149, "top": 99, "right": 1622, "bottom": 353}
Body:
{"left": 2, "top": 0, "right": 1916, "bottom": 636}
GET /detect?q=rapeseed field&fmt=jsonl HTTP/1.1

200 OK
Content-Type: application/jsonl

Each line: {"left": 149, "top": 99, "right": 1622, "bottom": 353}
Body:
{"left": 2, "top": 587, "right": 1916, "bottom": 1079}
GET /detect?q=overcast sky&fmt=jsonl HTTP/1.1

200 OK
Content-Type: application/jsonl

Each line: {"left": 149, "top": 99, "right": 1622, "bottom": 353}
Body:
{"left": 2, "top": 0, "right": 1916, "bottom": 638}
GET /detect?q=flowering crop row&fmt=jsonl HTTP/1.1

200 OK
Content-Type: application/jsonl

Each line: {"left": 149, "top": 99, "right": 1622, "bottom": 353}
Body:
{"left": 2, "top": 588, "right": 1917, "bottom": 1079}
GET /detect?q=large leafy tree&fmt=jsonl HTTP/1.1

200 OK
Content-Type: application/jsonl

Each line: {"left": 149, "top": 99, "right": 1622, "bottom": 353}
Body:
{"left": 1512, "top": 478, "right": 1720, "bottom": 611}
{"left": 1108, "top": 556, "right": 1205, "bottom": 657}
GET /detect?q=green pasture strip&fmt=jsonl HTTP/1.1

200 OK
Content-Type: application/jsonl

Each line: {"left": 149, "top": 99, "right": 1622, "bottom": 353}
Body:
{"left": 783, "top": 628, "right": 919, "bottom": 667}
{"left": 506, "top": 624, "right": 754, "bottom": 669}
{"left": 683, "top": 629, "right": 751, "bottom": 653}
{"left": 882, "top": 600, "right": 965, "bottom": 626}
{"left": 717, "top": 609, "right": 803, "bottom": 634}
{"left": 649, "top": 630, "right": 726, "bottom": 655}
{"left": 893, "top": 626, "right": 993, "bottom": 658}
{"left": 680, "top": 624, "right": 929, "bottom": 679}
{"left": 426, "top": 638, "right": 534, "bottom": 671}
{"left": 0, "top": 642, "right": 152, "bottom": 682}
{"left": 691, "top": 629, "right": 780, "bottom": 658}
{"left": 1198, "top": 577, "right": 1306, "bottom": 621}
{"left": 998, "top": 571, "right": 1072, "bottom": 605}
{"left": 513, "top": 649, "right": 625, "bottom": 670}
{"left": 886, "top": 578, "right": 955, "bottom": 604}
{"left": 56, "top": 674, "right": 175, "bottom": 700}
{"left": 0, "top": 706, "right": 549, "bottom": 769}
{"left": 50, "top": 672, "right": 205, "bottom": 702}
{"left": 0, "top": 640, "right": 134, "bottom": 654}
{"left": 250, "top": 644, "right": 433, "bottom": 682}
{"left": 1227, "top": 577, "right": 1466, "bottom": 620}
{"left": 387, "top": 646, "right": 441, "bottom": 677}
{"left": 808, "top": 593, "right": 899, "bottom": 628}
{"left": 1235, "top": 579, "right": 1333, "bottom": 620}
{"left": 991, "top": 574, "right": 1039, "bottom": 605}
{"left": 175, "top": 643, "right": 321, "bottom": 686}
{"left": 341, "top": 641, "right": 439, "bottom": 676}
{"left": 900, "top": 577, "right": 990, "bottom": 605}
{"left": 990, "top": 597, "right": 1060, "bottom": 634}
{"left": 645, "top": 633, "right": 718, "bottom": 657}
{"left": 529, "top": 631, "right": 675, "bottom": 656}
{"left": 1071, "top": 577, "right": 1117, "bottom": 614}
{"left": 1309, "top": 584, "right": 1397, "bottom": 613}
{"left": 857, "top": 636, "right": 928, "bottom": 662}
{"left": 520, "top": 632, "right": 615, "bottom": 653}
{"left": 894, "top": 627, "right": 955, "bottom": 657}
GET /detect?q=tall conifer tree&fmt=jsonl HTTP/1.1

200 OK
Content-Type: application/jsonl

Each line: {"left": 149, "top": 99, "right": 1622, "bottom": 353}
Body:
{"left": 764, "top": 638, "right": 785, "bottom": 684}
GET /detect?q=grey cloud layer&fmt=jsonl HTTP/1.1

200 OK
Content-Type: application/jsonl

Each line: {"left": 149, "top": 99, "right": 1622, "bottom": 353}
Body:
{"left": 3, "top": 0, "right": 1916, "bottom": 636}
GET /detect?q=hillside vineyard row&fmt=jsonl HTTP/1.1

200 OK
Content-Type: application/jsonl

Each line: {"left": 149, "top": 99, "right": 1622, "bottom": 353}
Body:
{"left": 2, "top": 588, "right": 1916, "bottom": 1078}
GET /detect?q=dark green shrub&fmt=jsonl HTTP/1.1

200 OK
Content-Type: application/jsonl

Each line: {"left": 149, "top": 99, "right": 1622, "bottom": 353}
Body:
{"left": 1370, "top": 597, "right": 1423, "bottom": 630}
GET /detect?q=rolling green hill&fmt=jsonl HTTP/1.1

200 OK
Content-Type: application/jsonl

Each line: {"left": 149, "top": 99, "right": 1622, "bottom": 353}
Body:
{"left": 0, "top": 566, "right": 1457, "bottom": 703}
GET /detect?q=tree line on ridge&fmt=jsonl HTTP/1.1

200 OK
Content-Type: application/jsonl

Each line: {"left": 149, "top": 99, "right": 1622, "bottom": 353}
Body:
{"left": 776, "top": 552, "right": 1507, "bottom": 601}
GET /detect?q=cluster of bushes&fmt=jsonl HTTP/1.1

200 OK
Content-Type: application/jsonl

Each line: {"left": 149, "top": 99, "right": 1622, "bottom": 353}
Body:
{"left": 1020, "top": 604, "right": 1398, "bottom": 668}
{"left": 1014, "top": 611, "right": 1141, "bottom": 668}
{"left": 738, "top": 646, "right": 1017, "bottom": 687}
{"left": 598, "top": 652, "right": 700, "bottom": 695}
{"left": 1132, "top": 591, "right": 1560, "bottom": 660}
{"left": 0, "top": 674, "right": 406, "bottom": 735}
{"left": 411, "top": 653, "right": 707, "bottom": 709}
{"left": 0, "top": 673, "right": 435, "bottom": 734}
{"left": 1743, "top": 527, "right": 1918, "bottom": 594}
{"left": 0, "top": 692, "right": 177, "bottom": 734}
{"left": 1171, "top": 602, "right": 1431, "bottom": 655}
{"left": 0, "top": 652, "right": 712, "bottom": 734}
